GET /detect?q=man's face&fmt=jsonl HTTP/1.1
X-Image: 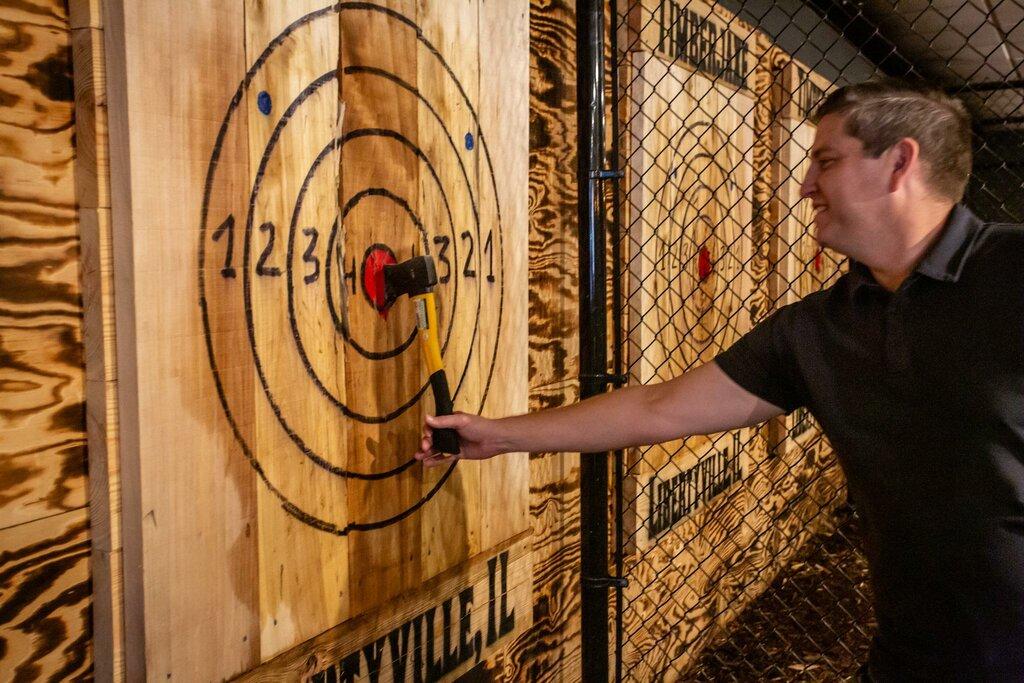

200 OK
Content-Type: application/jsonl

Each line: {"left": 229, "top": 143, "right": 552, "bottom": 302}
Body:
{"left": 800, "top": 113, "right": 894, "bottom": 258}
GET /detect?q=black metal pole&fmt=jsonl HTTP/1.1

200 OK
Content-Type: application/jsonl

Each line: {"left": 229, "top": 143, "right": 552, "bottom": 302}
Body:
{"left": 577, "top": 0, "right": 610, "bottom": 681}
{"left": 608, "top": 0, "right": 626, "bottom": 678}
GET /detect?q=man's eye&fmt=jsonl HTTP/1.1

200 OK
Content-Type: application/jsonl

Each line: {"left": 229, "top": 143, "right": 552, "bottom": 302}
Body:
{"left": 819, "top": 158, "right": 836, "bottom": 168}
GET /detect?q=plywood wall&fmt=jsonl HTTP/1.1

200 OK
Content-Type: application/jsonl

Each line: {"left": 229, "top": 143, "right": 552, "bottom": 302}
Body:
{"left": 0, "top": 0, "right": 93, "bottom": 679}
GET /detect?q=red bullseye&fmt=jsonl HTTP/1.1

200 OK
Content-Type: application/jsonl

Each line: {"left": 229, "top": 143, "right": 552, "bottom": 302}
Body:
{"left": 361, "top": 244, "right": 397, "bottom": 318}
{"left": 697, "top": 246, "right": 713, "bottom": 282}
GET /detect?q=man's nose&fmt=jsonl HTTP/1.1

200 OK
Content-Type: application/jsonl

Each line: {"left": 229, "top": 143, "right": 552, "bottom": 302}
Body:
{"left": 799, "top": 168, "right": 817, "bottom": 199}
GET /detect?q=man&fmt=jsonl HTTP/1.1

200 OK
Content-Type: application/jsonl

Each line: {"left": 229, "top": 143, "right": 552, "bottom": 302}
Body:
{"left": 414, "top": 81, "right": 1024, "bottom": 680}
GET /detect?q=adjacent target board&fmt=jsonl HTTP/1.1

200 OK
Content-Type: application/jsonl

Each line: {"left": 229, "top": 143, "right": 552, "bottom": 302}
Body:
{"left": 103, "top": 1, "right": 528, "bottom": 679}
{"left": 771, "top": 58, "right": 842, "bottom": 460}
{"left": 623, "top": 0, "right": 757, "bottom": 550}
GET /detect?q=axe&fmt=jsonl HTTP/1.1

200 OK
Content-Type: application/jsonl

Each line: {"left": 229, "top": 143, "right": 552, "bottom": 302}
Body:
{"left": 382, "top": 255, "right": 460, "bottom": 455}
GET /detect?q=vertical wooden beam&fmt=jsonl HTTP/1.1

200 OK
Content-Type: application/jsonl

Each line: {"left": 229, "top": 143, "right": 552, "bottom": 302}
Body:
{"left": 71, "top": 0, "right": 124, "bottom": 676}
{"left": 101, "top": 1, "right": 261, "bottom": 678}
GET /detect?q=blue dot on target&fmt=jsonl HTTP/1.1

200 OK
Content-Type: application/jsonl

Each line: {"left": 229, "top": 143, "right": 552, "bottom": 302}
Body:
{"left": 464, "top": 132, "right": 474, "bottom": 151}
{"left": 257, "top": 91, "right": 272, "bottom": 115}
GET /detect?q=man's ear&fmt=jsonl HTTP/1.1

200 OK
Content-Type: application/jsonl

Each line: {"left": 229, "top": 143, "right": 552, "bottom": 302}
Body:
{"left": 888, "top": 137, "right": 919, "bottom": 192}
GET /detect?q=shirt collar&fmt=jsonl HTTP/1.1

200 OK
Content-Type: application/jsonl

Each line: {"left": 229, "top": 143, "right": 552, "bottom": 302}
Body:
{"left": 913, "top": 203, "right": 979, "bottom": 283}
{"left": 846, "top": 204, "right": 980, "bottom": 291}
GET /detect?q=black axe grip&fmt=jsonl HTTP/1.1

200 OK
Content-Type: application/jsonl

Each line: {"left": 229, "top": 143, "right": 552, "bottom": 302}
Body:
{"left": 428, "top": 369, "right": 460, "bottom": 455}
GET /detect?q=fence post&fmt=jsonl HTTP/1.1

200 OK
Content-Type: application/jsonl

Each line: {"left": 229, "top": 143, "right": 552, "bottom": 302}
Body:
{"left": 577, "top": 0, "right": 610, "bottom": 680}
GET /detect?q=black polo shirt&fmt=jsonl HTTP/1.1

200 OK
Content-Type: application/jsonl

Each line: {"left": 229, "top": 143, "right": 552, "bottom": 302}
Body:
{"left": 715, "top": 205, "right": 1024, "bottom": 681}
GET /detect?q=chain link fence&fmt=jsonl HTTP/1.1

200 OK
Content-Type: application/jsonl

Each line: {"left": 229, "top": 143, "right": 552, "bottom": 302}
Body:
{"left": 602, "top": 0, "right": 1024, "bottom": 679}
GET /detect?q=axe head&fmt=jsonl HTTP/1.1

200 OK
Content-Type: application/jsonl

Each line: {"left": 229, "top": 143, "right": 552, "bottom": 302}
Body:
{"left": 382, "top": 255, "right": 438, "bottom": 305}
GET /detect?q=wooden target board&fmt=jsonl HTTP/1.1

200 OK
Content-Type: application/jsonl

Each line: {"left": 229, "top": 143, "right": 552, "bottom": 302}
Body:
{"left": 103, "top": 1, "right": 529, "bottom": 679}
{"left": 623, "top": 0, "right": 758, "bottom": 551}
{"left": 771, "top": 59, "right": 841, "bottom": 460}
{"left": 775, "top": 60, "right": 842, "bottom": 308}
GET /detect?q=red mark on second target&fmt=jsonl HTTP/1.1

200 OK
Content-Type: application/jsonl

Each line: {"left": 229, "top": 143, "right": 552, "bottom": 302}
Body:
{"left": 813, "top": 247, "right": 823, "bottom": 273}
{"left": 698, "top": 247, "right": 713, "bottom": 282}
{"left": 362, "top": 245, "right": 397, "bottom": 320}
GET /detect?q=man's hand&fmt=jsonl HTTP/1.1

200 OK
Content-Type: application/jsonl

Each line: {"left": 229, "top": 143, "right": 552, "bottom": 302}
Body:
{"left": 414, "top": 412, "right": 509, "bottom": 467}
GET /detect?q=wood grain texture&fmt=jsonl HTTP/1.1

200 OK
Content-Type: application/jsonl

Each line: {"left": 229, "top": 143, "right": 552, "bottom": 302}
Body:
{"left": 68, "top": 0, "right": 102, "bottom": 30}
{"left": 0, "top": 0, "right": 93, "bottom": 676}
{"left": 0, "top": 0, "right": 87, "bottom": 532}
{"left": 526, "top": 0, "right": 579, "bottom": 390}
{"left": 0, "top": 509, "right": 92, "bottom": 682}
{"left": 70, "top": 23, "right": 108, "bottom": 212}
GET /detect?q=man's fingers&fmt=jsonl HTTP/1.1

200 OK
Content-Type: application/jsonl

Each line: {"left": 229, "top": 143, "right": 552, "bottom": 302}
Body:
{"left": 425, "top": 413, "right": 466, "bottom": 430}
{"left": 424, "top": 452, "right": 455, "bottom": 467}
{"left": 417, "top": 413, "right": 470, "bottom": 465}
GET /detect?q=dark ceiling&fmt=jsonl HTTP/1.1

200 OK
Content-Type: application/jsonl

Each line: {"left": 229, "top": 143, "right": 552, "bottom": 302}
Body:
{"left": 722, "top": 0, "right": 1024, "bottom": 125}
{"left": 805, "top": 0, "right": 1024, "bottom": 125}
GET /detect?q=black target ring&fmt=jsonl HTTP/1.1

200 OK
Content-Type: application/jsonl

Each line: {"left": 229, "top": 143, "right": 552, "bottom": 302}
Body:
{"left": 319, "top": 129, "right": 463, "bottom": 363}
{"left": 252, "top": 100, "right": 470, "bottom": 458}
{"left": 198, "top": 2, "right": 505, "bottom": 535}
{"left": 650, "top": 119, "right": 741, "bottom": 370}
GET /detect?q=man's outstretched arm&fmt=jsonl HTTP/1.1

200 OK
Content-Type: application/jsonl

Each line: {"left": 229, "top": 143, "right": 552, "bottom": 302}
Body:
{"left": 414, "top": 362, "right": 786, "bottom": 466}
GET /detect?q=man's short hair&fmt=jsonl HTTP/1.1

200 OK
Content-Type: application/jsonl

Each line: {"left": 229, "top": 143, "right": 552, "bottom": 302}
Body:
{"left": 813, "top": 80, "right": 972, "bottom": 202}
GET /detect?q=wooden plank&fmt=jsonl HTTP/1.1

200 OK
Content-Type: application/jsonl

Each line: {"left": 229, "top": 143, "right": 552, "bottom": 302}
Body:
{"left": 774, "top": 60, "right": 840, "bottom": 309}
{"left": 753, "top": 41, "right": 791, "bottom": 458}
{"left": 475, "top": 0, "right": 530, "bottom": 558}
{"left": 69, "top": 0, "right": 103, "bottom": 29}
{"left": 527, "top": 0, "right": 580, "bottom": 391}
{"left": 0, "top": 1, "right": 95, "bottom": 678}
{"left": 412, "top": 0, "right": 481, "bottom": 594}
{"left": 237, "top": 534, "right": 533, "bottom": 682}
{"left": 236, "top": 1, "right": 350, "bottom": 659}
{"left": 73, "top": 0, "right": 125, "bottom": 675}
{"left": 0, "top": 509, "right": 92, "bottom": 681}
{"left": 102, "top": 1, "right": 261, "bottom": 678}
{"left": 71, "top": 25, "right": 110, "bottom": 211}
{"left": 80, "top": 205, "right": 123, "bottom": 681}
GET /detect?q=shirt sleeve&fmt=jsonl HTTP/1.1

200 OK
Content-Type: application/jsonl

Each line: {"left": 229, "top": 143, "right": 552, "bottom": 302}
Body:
{"left": 713, "top": 304, "right": 808, "bottom": 414}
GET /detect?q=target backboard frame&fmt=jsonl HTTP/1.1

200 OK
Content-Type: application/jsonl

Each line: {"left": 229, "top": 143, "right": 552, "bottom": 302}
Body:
{"left": 102, "top": 1, "right": 529, "bottom": 678}
{"left": 770, "top": 55, "right": 842, "bottom": 462}
{"left": 621, "top": 0, "right": 759, "bottom": 552}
